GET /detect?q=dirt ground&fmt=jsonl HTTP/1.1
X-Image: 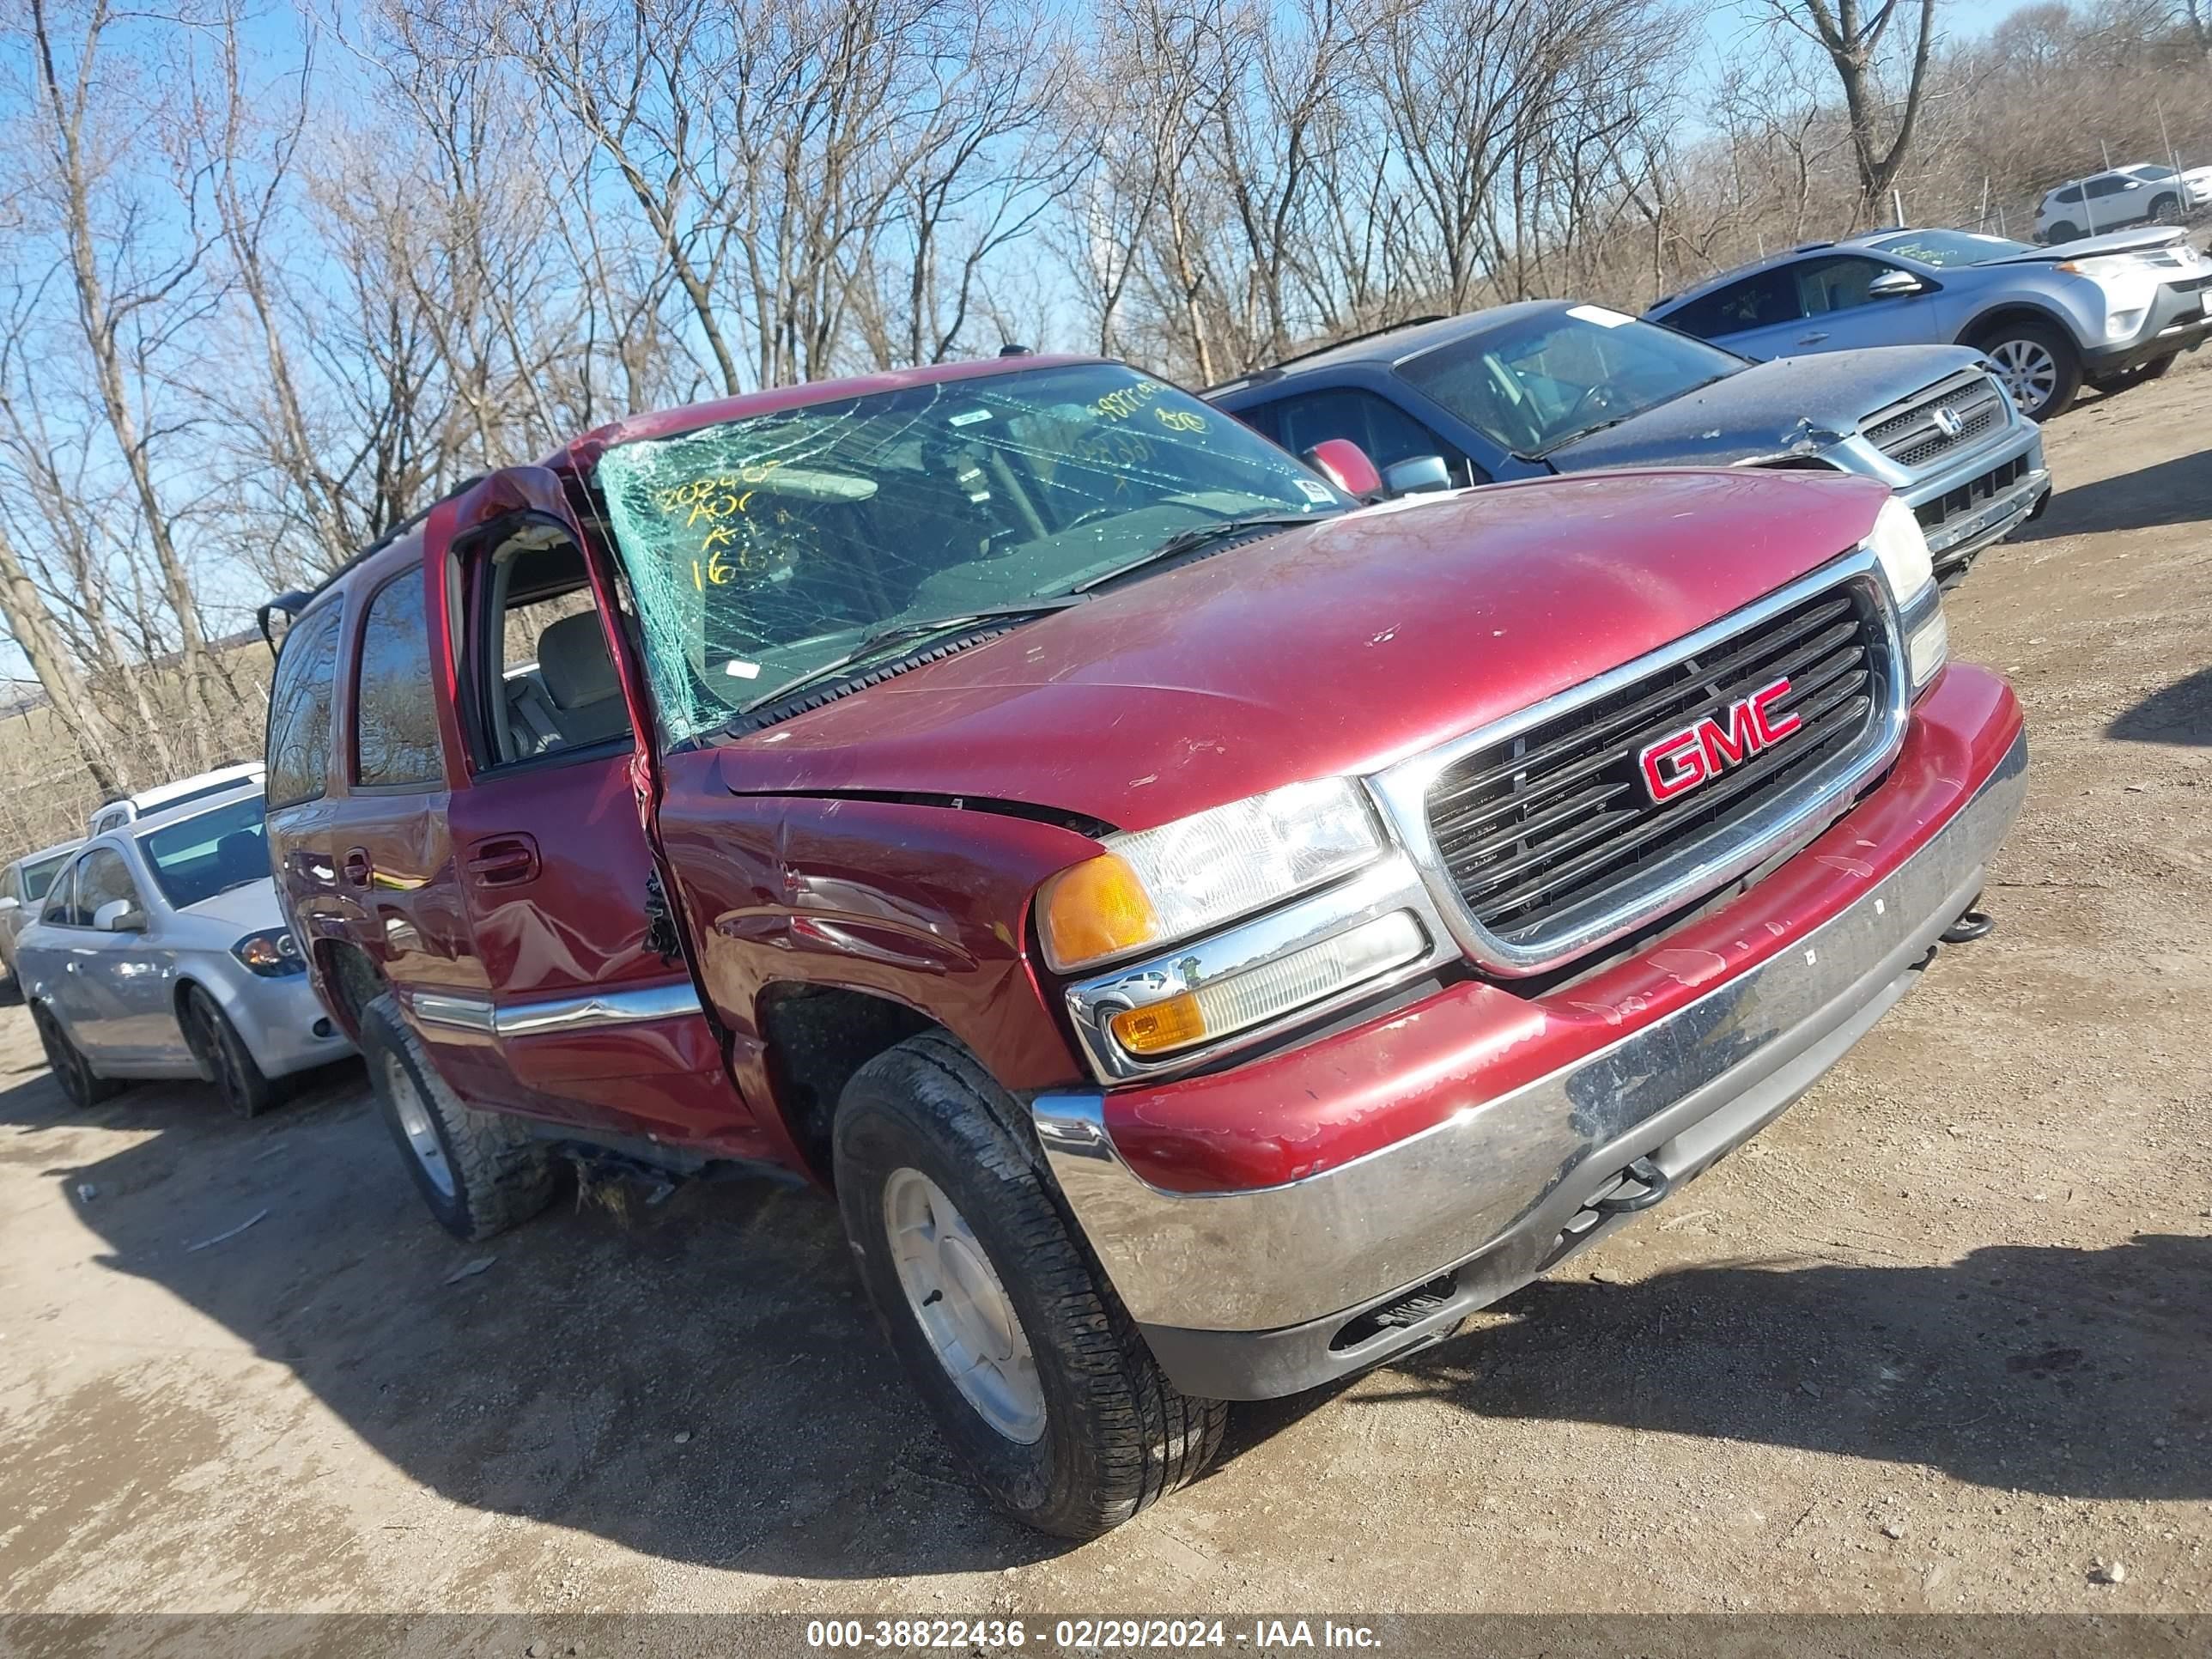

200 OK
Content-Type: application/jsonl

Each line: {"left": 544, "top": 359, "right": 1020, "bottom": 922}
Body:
{"left": 2, "top": 355, "right": 2209, "bottom": 1620}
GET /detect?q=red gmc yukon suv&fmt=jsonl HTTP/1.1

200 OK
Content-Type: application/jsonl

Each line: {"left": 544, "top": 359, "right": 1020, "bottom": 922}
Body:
{"left": 262, "top": 355, "right": 2026, "bottom": 1537}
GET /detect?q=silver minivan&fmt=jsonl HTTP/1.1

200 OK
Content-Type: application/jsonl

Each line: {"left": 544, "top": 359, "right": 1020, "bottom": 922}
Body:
{"left": 15, "top": 788, "right": 353, "bottom": 1115}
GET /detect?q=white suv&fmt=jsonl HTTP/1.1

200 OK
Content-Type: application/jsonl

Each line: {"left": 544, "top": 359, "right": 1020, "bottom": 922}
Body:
{"left": 2037, "top": 164, "right": 2212, "bottom": 243}
{"left": 88, "top": 762, "right": 265, "bottom": 836}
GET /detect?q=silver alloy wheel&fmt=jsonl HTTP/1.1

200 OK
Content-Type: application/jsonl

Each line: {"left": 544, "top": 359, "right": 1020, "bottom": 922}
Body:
{"left": 1988, "top": 337, "right": 2059, "bottom": 414}
{"left": 384, "top": 1053, "right": 456, "bottom": 1198}
{"left": 882, "top": 1167, "right": 1046, "bottom": 1443}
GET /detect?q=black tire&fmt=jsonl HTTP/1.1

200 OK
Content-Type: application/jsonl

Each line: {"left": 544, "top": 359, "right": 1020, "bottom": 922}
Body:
{"left": 2138, "top": 352, "right": 2178, "bottom": 382}
{"left": 834, "top": 1032, "right": 1226, "bottom": 1539}
{"left": 2151, "top": 193, "right": 2183, "bottom": 226}
{"left": 360, "top": 993, "right": 558, "bottom": 1241}
{"left": 2046, "top": 221, "right": 2078, "bottom": 243}
{"left": 1974, "top": 318, "right": 2082, "bottom": 422}
{"left": 32, "top": 1002, "right": 121, "bottom": 1109}
{"left": 180, "top": 985, "right": 276, "bottom": 1119}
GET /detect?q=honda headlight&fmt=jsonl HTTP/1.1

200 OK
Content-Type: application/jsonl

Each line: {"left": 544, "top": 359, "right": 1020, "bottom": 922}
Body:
{"left": 1039, "top": 779, "right": 1382, "bottom": 971}
{"left": 1869, "top": 495, "right": 1934, "bottom": 603}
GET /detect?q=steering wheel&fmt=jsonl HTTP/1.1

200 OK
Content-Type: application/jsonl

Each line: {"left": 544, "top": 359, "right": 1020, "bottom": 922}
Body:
{"left": 1560, "top": 380, "right": 1621, "bottom": 429}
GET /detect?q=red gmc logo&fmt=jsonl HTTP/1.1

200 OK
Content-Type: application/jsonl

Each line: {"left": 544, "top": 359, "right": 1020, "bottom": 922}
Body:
{"left": 1638, "top": 678, "right": 1802, "bottom": 804}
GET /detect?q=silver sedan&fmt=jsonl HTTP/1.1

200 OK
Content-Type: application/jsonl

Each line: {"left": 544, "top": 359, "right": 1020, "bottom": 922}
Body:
{"left": 13, "top": 788, "right": 354, "bottom": 1115}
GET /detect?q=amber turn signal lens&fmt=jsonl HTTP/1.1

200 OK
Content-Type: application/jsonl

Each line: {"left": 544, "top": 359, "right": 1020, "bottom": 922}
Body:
{"left": 1109, "top": 994, "right": 1208, "bottom": 1055}
{"left": 1039, "top": 853, "right": 1162, "bottom": 970}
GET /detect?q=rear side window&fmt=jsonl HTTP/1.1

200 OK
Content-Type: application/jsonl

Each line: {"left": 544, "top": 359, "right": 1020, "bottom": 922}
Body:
{"left": 354, "top": 571, "right": 444, "bottom": 787}
{"left": 265, "top": 602, "right": 344, "bottom": 808}
{"left": 2051, "top": 185, "right": 2082, "bottom": 204}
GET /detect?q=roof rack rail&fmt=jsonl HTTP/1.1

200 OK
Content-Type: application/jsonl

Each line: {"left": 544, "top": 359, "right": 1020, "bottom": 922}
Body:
{"left": 1200, "top": 313, "right": 1450, "bottom": 395}
{"left": 254, "top": 473, "right": 489, "bottom": 652}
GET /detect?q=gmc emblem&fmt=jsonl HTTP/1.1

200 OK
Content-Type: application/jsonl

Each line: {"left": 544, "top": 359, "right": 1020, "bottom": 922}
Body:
{"left": 1638, "top": 678, "right": 1802, "bottom": 804}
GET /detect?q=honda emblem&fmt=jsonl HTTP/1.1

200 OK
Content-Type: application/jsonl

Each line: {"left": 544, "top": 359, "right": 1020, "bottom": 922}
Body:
{"left": 1931, "top": 404, "right": 1964, "bottom": 439}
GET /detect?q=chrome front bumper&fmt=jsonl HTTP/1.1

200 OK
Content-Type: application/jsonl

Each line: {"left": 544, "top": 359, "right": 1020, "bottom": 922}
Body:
{"left": 1033, "top": 728, "right": 2028, "bottom": 1398}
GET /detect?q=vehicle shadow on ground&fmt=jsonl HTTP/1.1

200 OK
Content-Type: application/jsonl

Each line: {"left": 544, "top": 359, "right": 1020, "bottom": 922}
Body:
{"left": 1338, "top": 1232, "right": 2210, "bottom": 1503}
{"left": 2107, "top": 664, "right": 2212, "bottom": 745}
{"left": 2013, "top": 445, "right": 2210, "bottom": 540}
{"left": 9, "top": 1051, "right": 2208, "bottom": 1578}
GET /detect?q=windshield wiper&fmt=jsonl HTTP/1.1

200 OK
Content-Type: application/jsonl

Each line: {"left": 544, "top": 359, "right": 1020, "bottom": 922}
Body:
{"left": 1070, "top": 512, "right": 1328, "bottom": 594}
{"left": 738, "top": 598, "right": 1089, "bottom": 714}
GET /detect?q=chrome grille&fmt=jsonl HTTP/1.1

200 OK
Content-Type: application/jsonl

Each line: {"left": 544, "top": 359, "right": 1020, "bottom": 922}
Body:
{"left": 1864, "top": 373, "right": 2008, "bottom": 470}
{"left": 1421, "top": 579, "right": 1889, "bottom": 951}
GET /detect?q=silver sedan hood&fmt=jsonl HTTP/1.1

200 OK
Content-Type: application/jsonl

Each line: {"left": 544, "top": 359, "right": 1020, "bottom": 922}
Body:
{"left": 177, "top": 878, "right": 285, "bottom": 935}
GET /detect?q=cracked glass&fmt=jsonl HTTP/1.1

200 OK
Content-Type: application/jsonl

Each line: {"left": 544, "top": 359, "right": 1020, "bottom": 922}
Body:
{"left": 594, "top": 362, "right": 1346, "bottom": 744}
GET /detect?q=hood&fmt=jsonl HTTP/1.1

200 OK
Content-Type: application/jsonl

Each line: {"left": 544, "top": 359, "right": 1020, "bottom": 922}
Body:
{"left": 1541, "top": 344, "right": 1987, "bottom": 471}
{"left": 714, "top": 469, "right": 1893, "bottom": 833}
{"left": 177, "top": 878, "right": 284, "bottom": 935}
{"left": 2001, "top": 227, "right": 2189, "bottom": 262}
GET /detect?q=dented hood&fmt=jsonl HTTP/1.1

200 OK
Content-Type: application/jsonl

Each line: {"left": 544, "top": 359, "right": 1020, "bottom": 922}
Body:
{"left": 714, "top": 469, "right": 1892, "bottom": 833}
{"left": 1543, "top": 344, "right": 1986, "bottom": 471}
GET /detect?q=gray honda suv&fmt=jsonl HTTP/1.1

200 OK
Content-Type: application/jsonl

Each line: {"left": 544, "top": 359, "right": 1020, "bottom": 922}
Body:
{"left": 1207, "top": 301, "right": 2051, "bottom": 591}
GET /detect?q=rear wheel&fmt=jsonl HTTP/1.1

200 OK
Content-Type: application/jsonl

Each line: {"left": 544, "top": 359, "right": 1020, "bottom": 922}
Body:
{"left": 834, "top": 1033, "right": 1226, "bottom": 1539}
{"left": 180, "top": 986, "right": 276, "bottom": 1119}
{"left": 33, "top": 1003, "right": 120, "bottom": 1109}
{"left": 360, "top": 994, "right": 559, "bottom": 1240}
{"left": 2045, "top": 220, "right": 2079, "bottom": 243}
{"left": 1976, "top": 319, "right": 2081, "bottom": 422}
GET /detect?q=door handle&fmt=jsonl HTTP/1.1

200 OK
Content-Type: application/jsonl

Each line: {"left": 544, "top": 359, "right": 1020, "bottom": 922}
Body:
{"left": 1797, "top": 331, "right": 1830, "bottom": 344}
{"left": 343, "top": 848, "right": 374, "bottom": 887}
{"left": 465, "top": 835, "right": 542, "bottom": 887}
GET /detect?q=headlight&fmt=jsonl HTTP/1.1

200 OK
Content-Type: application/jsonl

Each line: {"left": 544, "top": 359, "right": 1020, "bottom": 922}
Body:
{"left": 233, "top": 930, "right": 304, "bottom": 977}
{"left": 1039, "top": 778, "right": 1382, "bottom": 971}
{"left": 1868, "top": 494, "right": 1933, "bottom": 602}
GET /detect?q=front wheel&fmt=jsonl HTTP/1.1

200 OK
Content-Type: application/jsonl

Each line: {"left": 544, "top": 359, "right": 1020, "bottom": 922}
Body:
{"left": 1978, "top": 319, "right": 2082, "bottom": 422}
{"left": 359, "top": 994, "right": 559, "bottom": 1241}
{"left": 835, "top": 1033, "right": 1226, "bottom": 1538}
{"left": 181, "top": 986, "right": 276, "bottom": 1119}
{"left": 2151, "top": 193, "right": 2184, "bottom": 226}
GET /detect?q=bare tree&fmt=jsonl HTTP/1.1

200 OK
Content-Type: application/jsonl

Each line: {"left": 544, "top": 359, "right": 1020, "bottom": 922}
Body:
{"left": 1761, "top": 0, "right": 1940, "bottom": 216}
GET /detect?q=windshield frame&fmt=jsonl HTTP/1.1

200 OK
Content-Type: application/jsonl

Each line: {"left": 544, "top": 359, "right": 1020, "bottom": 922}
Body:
{"left": 135, "top": 793, "right": 270, "bottom": 912}
{"left": 591, "top": 361, "right": 1352, "bottom": 746}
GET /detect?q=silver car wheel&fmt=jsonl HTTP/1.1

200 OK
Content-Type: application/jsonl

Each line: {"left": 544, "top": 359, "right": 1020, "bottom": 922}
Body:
{"left": 383, "top": 1052, "right": 456, "bottom": 1198}
{"left": 883, "top": 1166, "right": 1046, "bottom": 1444}
{"left": 1989, "top": 338, "right": 2058, "bottom": 413}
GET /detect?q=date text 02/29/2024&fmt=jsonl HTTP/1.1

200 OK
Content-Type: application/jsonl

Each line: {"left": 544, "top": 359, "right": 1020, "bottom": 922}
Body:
{"left": 803, "top": 1619, "right": 1384, "bottom": 1650}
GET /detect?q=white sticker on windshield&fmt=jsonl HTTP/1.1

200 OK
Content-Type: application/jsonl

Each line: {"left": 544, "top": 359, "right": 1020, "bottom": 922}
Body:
{"left": 948, "top": 409, "right": 993, "bottom": 426}
{"left": 725, "top": 659, "right": 762, "bottom": 679}
{"left": 1567, "top": 304, "right": 1633, "bottom": 328}
{"left": 1297, "top": 478, "right": 1334, "bottom": 502}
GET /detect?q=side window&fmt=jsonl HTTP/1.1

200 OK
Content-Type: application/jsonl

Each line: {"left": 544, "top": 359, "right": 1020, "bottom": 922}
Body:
{"left": 1665, "top": 270, "right": 1800, "bottom": 339}
{"left": 471, "top": 527, "right": 634, "bottom": 769}
{"left": 354, "top": 570, "right": 445, "bottom": 788}
{"left": 1, "top": 866, "right": 18, "bottom": 903}
{"left": 1261, "top": 388, "right": 1480, "bottom": 484}
{"left": 77, "top": 848, "right": 140, "bottom": 923}
{"left": 265, "top": 603, "right": 343, "bottom": 808}
{"left": 1793, "top": 255, "right": 1905, "bottom": 317}
{"left": 43, "top": 855, "right": 86, "bottom": 926}
{"left": 2051, "top": 185, "right": 2082, "bottom": 205}
{"left": 2085, "top": 174, "right": 2128, "bottom": 199}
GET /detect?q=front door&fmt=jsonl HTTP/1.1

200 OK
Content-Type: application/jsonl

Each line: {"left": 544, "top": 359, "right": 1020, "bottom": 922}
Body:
{"left": 425, "top": 469, "right": 759, "bottom": 1152}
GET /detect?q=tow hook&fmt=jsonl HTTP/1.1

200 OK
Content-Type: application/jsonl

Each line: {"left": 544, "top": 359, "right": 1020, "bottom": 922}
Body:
{"left": 1941, "top": 896, "right": 1996, "bottom": 944}
{"left": 1591, "top": 1156, "right": 1672, "bottom": 1215}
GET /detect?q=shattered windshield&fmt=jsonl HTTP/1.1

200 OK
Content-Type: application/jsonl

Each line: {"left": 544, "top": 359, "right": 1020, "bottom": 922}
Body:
{"left": 1399, "top": 309, "right": 1743, "bottom": 458}
{"left": 595, "top": 362, "right": 1346, "bottom": 743}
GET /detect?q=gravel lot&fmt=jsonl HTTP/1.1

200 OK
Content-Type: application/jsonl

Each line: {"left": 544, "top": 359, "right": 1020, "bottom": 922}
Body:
{"left": 2, "top": 355, "right": 2208, "bottom": 1619}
